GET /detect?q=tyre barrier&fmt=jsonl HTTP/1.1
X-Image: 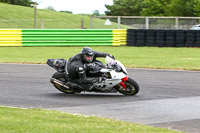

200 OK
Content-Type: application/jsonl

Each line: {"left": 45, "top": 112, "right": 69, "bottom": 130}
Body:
{"left": 0, "top": 29, "right": 127, "bottom": 47}
{"left": 127, "top": 29, "right": 200, "bottom": 47}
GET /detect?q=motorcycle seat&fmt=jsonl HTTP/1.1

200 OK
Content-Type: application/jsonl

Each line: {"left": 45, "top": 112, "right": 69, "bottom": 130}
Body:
{"left": 46, "top": 59, "right": 67, "bottom": 72}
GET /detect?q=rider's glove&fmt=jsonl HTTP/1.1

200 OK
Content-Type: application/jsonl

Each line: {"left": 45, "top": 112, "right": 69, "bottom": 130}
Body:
{"left": 108, "top": 54, "right": 115, "bottom": 60}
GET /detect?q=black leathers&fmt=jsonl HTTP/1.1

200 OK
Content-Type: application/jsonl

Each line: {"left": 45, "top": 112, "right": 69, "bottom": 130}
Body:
{"left": 67, "top": 51, "right": 109, "bottom": 86}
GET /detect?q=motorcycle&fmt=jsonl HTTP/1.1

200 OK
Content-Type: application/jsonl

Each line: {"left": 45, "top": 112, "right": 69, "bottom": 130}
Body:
{"left": 46, "top": 56, "right": 139, "bottom": 95}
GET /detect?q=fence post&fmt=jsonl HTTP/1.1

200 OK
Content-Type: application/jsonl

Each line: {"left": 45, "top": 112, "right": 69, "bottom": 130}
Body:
{"left": 145, "top": 17, "right": 149, "bottom": 29}
{"left": 175, "top": 17, "right": 179, "bottom": 29}
{"left": 34, "top": 3, "right": 37, "bottom": 29}
{"left": 81, "top": 18, "right": 84, "bottom": 29}
{"left": 41, "top": 19, "right": 44, "bottom": 29}
{"left": 117, "top": 16, "right": 121, "bottom": 29}
{"left": 90, "top": 16, "right": 93, "bottom": 29}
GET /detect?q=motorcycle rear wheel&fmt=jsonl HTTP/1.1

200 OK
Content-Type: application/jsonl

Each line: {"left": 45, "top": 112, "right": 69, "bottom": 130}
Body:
{"left": 52, "top": 72, "right": 76, "bottom": 94}
{"left": 115, "top": 78, "right": 139, "bottom": 95}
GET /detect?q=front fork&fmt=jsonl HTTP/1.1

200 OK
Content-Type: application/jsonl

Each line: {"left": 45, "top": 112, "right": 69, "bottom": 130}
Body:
{"left": 119, "top": 76, "right": 128, "bottom": 89}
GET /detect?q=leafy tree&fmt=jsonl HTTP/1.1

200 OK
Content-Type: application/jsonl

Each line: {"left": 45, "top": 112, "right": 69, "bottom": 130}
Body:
{"left": 92, "top": 10, "right": 100, "bottom": 16}
{"left": 0, "top": 0, "right": 34, "bottom": 7}
{"left": 164, "top": 0, "right": 195, "bottom": 16}
{"left": 105, "top": 0, "right": 200, "bottom": 16}
{"left": 193, "top": 0, "right": 200, "bottom": 16}
{"left": 47, "top": 6, "right": 55, "bottom": 11}
{"left": 141, "top": 0, "right": 171, "bottom": 16}
{"left": 105, "top": 0, "right": 145, "bottom": 16}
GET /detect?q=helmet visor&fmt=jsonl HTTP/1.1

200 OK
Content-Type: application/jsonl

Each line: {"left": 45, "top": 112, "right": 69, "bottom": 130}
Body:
{"left": 84, "top": 54, "right": 94, "bottom": 62}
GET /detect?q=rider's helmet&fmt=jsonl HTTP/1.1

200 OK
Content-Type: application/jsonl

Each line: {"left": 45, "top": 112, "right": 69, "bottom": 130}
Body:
{"left": 81, "top": 47, "right": 94, "bottom": 63}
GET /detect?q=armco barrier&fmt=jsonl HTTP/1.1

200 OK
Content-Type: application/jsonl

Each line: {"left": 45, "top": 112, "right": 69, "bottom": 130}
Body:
{"left": 127, "top": 29, "right": 200, "bottom": 47}
{"left": 0, "top": 29, "right": 127, "bottom": 47}
{"left": 0, "top": 30, "right": 22, "bottom": 46}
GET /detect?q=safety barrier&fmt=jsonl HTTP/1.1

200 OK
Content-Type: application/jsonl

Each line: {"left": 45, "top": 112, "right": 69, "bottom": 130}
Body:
{"left": 127, "top": 29, "right": 200, "bottom": 47}
{"left": 0, "top": 29, "right": 127, "bottom": 47}
{"left": 3, "top": 29, "right": 199, "bottom": 47}
{"left": 0, "top": 30, "right": 22, "bottom": 46}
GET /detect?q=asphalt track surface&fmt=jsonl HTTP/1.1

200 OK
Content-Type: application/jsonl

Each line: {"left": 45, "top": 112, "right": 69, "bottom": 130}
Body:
{"left": 1, "top": 63, "right": 200, "bottom": 133}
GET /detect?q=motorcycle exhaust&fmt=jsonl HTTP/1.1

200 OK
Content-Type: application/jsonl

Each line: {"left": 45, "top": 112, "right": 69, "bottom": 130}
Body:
{"left": 50, "top": 78, "right": 69, "bottom": 89}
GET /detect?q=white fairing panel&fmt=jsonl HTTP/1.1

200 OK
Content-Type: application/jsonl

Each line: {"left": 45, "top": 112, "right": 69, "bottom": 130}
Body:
{"left": 105, "top": 56, "right": 127, "bottom": 75}
{"left": 95, "top": 69, "right": 126, "bottom": 89}
{"left": 94, "top": 56, "right": 128, "bottom": 90}
{"left": 115, "top": 60, "right": 127, "bottom": 75}
{"left": 93, "top": 79, "right": 121, "bottom": 89}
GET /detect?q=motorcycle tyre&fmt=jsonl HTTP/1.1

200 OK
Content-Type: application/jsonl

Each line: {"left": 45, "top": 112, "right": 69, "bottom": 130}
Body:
{"left": 52, "top": 72, "right": 76, "bottom": 94}
{"left": 115, "top": 78, "right": 139, "bottom": 96}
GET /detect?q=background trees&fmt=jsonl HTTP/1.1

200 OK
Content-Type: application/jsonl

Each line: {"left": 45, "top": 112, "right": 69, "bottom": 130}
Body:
{"left": 140, "top": 0, "right": 170, "bottom": 16}
{"left": 105, "top": 0, "right": 144, "bottom": 16}
{"left": 0, "top": 0, "right": 34, "bottom": 7}
{"left": 1, "top": 0, "right": 200, "bottom": 16}
{"left": 105, "top": 0, "right": 200, "bottom": 16}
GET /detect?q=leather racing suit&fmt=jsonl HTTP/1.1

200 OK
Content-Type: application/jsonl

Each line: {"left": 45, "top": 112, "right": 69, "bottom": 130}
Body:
{"left": 66, "top": 51, "right": 113, "bottom": 91}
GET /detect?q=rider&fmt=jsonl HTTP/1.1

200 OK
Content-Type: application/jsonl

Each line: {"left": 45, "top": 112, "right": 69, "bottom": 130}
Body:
{"left": 66, "top": 47, "right": 115, "bottom": 91}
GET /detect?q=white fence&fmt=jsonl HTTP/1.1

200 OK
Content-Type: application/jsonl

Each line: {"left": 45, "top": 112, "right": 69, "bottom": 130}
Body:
{"left": 1, "top": 16, "right": 200, "bottom": 29}
{"left": 91, "top": 16, "right": 200, "bottom": 30}
{"left": 0, "top": 19, "right": 86, "bottom": 29}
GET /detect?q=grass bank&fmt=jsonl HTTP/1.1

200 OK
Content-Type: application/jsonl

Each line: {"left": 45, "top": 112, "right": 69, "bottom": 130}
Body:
{"left": 0, "top": 46, "right": 200, "bottom": 70}
{"left": 0, "top": 106, "right": 182, "bottom": 133}
{"left": 0, "top": 3, "right": 130, "bottom": 29}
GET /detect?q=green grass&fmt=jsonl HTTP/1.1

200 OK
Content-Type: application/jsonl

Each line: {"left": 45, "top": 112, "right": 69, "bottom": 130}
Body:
{"left": 0, "top": 106, "right": 182, "bottom": 133}
{"left": 1, "top": 46, "right": 200, "bottom": 70}
{"left": 0, "top": 3, "right": 130, "bottom": 29}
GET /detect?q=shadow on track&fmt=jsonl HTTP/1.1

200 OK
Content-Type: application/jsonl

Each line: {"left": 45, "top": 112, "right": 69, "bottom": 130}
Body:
{"left": 44, "top": 92, "right": 138, "bottom": 98}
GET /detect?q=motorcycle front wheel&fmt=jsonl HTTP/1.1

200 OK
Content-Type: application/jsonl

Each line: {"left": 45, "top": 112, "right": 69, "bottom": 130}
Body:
{"left": 115, "top": 78, "right": 139, "bottom": 96}
{"left": 52, "top": 72, "right": 76, "bottom": 94}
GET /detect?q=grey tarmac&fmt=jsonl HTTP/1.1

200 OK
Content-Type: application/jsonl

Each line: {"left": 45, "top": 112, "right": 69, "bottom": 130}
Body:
{"left": 0, "top": 63, "right": 200, "bottom": 133}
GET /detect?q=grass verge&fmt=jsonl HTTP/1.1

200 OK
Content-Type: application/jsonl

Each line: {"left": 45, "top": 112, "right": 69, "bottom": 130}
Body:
{"left": 0, "top": 46, "right": 200, "bottom": 70}
{"left": 0, "top": 106, "right": 182, "bottom": 133}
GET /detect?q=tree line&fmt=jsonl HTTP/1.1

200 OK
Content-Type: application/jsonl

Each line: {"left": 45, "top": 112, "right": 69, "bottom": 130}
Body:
{"left": 0, "top": 0, "right": 34, "bottom": 7}
{"left": 105, "top": 0, "right": 200, "bottom": 16}
{"left": 1, "top": 0, "right": 200, "bottom": 17}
